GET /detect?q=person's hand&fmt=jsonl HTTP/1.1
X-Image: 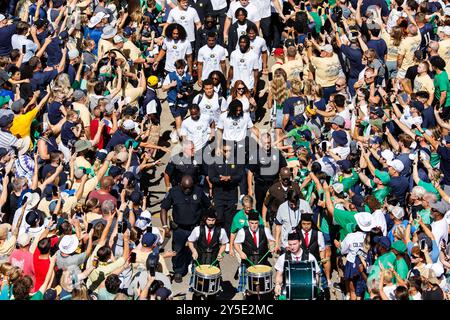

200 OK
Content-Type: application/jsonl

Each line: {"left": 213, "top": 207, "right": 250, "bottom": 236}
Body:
{"left": 123, "top": 229, "right": 130, "bottom": 242}
{"left": 415, "top": 214, "right": 423, "bottom": 225}
{"left": 240, "top": 252, "right": 248, "bottom": 260}
{"left": 275, "top": 283, "right": 282, "bottom": 296}
{"left": 305, "top": 39, "right": 312, "bottom": 47}
{"left": 160, "top": 146, "right": 170, "bottom": 154}
{"left": 273, "top": 244, "right": 281, "bottom": 254}
{"left": 164, "top": 227, "right": 171, "bottom": 239}
{"left": 56, "top": 164, "right": 64, "bottom": 174}
{"left": 197, "top": 79, "right": 203, "bottom": 87}
{"left": 152, "top": 61, "right": 159, "bottom": 71}
{"left": 30, "top": 25, "right": 37, "bottom": 36}
{"left": 333, "top": 239, "right": 341, "bottom": 248}
{"left": 192, "top": 250, "right": 198, "bottom": 261}
{"left": 249, "top": 97, "right": 256, "bottom": 106}
{"left": 262, "top": 68, "right": 269, "bottom": 75}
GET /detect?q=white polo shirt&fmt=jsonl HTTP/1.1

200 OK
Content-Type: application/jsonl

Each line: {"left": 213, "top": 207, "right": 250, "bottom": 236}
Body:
{"left": 167, "top": 6, "right": 200, "bottom": 42}
{"left": 180, "top": 113, "right": 213, "bottom": 151}
{"left": 162, "top": 38, "right": 192, "bottom": 72}
{"left": 227, "top": 1, "right": 260, "bottom": 24}
{"left": 217, "top": 112, "right": 253, "bottom": 141}
{"left": 197, "top": 44, "right": 228, "bottom": 80}
{"left": 193, "top": 92, "right": 228, "bottom": 124}
{"left": 229, "top": 49, "right": 259, "bottom": 90}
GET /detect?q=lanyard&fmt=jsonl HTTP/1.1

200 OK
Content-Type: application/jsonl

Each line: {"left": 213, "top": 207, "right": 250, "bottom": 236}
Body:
{"left": 288, "top": 204, "right": 300, "bottom": 231}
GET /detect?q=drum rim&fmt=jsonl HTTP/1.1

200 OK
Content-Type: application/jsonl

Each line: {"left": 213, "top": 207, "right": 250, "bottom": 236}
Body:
{"left": 193, "top": 271, "right": 222, "bottom": 279}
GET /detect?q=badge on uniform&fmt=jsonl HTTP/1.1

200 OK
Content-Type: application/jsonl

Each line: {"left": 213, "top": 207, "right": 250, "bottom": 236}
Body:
{"left": 210, "top": 54, "right": 215, "bottom": 58}
{"left": 193, "top": 194, "right": 198, "bottom": 200}
{"left": 231, "top": 164, "right": 235, "bottom": 168}
{"left": 180, "top": 16, "right": 186, "bottom": 20}
{"left": 193, "top": 160, "right": 197, "bottom": 165}
{"left": 173, "top": 45, "right": 177, "bottom": 49}
{"left": 240, "top": 59, "right": 245, "bottom": 63}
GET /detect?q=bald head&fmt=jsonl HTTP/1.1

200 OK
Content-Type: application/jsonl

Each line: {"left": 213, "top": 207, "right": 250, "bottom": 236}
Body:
{"left": 428, "top": 41, "right": 439, "bottom": 53}
{"left": 407, "top": 25, "right": 418, "bottom": 36}
{"left": 181, "top": 175, "right": 194, "bottom": 193}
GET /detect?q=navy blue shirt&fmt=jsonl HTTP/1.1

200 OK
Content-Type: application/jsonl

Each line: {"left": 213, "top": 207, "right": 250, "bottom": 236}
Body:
{"left": 45, "top": 38, "right": 63, "bottom": 67}
{"left": 282, "top": 96, "right": 306, "bottom": 132}
{"left": 419, "top": 23, "right": 434, "bottom": 50}
{"left": 106, "top": 131, "right": 140, "bottom": 166}
{"left": 41, "top": 164, "right": 68, "bottom": 187}
{"left": 350, "top": 0, "right": 389, "bottom": 17}
{"left": 31, "top": 69, "right": 58, "bottom": 92}
{"left": 421, "top": 106, "right": 436, "bottom": 129}
{"left": 389, "top": 176, "right": 409, "bottom": 206}
{"left": 47, "top": 101, "right": 64, "bottom": 125}
{"left": 67, "top": 64, "right": 76, "bottom": 84}
{"left": 437, "top": 145, "right": 450, "bottom": 185}
{"left": 60, "top": 121, "right": 77, "bottom": 146}
{"left": 340, "top": 45, "right": 364, "bottom": 79}
{"left": 0, "top": 24, "right": 17, "bottom": 57}
{"left": 396, "top": 153, "right": 412, "bottom": 177}
{"left": 368, "top": 39, "right": 387, "bottom": 61}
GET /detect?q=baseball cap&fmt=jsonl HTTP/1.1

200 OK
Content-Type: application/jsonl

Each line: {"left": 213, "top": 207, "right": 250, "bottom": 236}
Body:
{"left": 429, "top": 200, "right": 450, "bottom": 215}
{"left": 330, "top": 115, "right": 345, "bottom": 127}
{"left": 0, "top": 114, "right": 14, "bottom": 128}
{"left": 284, "top": 39, "right": 295, "bottom": 48}
{"left": 142, "top": 232, "right": 157, "bottom": 247}
{"left": 147, "top": 76, "right": 158, "bottom": 87}
{"left": 392, "top": 240, "right": 406, "bottom": 254}
{"left": 374, "top": 236, "right": 391, "bottom": 250}
{"left": 273, "top": 48, "right": 284, "bottom": 57}
{"left": 375, "top": 169, "right": 391, "bottom": 185}
{"left": 17, "top": 233, "right": 31, "bottom": 247}
{"left": 123, "top": 26, "right": 133, "bottom": 37}
{"left": 108, "top": 165, "right": 124, "bottom": 178}
{"left": 155, "top": 287, "right": 172, "bottom": 300}
{"left": 443, "top": 26, "right": 450, "bottom": 36}
{"left": 337, "top": 160, "right": 352, "bottom": 171}
{"left": 381, "top": 149, "right": 394, "bottom": 162}
{"left": 74, "top": 167, "right": 85, "bottom": 179}
{"left": 389, "top": 205, "right": 404, "bottom": 220}
{"left": 74, "top": 140, "right": 92, "bottom": 153}
{"left": 320, "top": 44, "right": 333, "bottom": 53}
{"left": 122, "top": 119, "right": 137, "bottom": 131}
{"left": 298, "top": 129, "right": 312, "bottom": 141}
{"left": 11, "top": 99, "right": 25, "bottom": 114}
{"left": 59, "top": 235, "right": 79, "bottom": 254}
{"left": 387, "top": 159, "right": 404, "bottom": 173}
{"left": 113, "top": 35, "right": 124, "bottom": 44}
{"left": 25, "top": 209, "right": 42, "bottom": 226}
{"left": 332, "top": 130, "right": 348, "bottom": 146}
{"left": 0, "top": 14, "right": 5, "bottom": 22}
{"left": 95, "top": 149, "right": 108, "bottom": 161}
{"left": 68, "top": 49, "right": 80, "bottom": 60}
{"left": 73, "top": 90, "right": 86, "bottom": 101}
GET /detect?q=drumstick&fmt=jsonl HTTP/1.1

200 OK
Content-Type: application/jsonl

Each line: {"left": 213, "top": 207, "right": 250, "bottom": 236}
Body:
{"left": 208, "top": 253, "right": 225, "bottom": 268}
{"left": 194, "top": 259, "right": 201, "bottom": 267}
{"left": 245, "top": 258, "right": 255, "bottom": 266}
{"left": 257, "top": 250, "right": 271, "bottom": 264}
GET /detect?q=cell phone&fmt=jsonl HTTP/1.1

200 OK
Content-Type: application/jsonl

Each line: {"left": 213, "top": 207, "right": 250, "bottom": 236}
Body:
{"left": 319, "top": 192, "right": 325, "bottom": 201}
{"left": 307, "top": 32, "right": 312, "bottom": 40}
{"left": 420, "top": 239, "right": 426, "bottom": 250}
{"left": 325, "top": 7, "right": 330, "bottom": 15}
{"left": 87, "top": 223, "right": 93, "bottom": 233}
{"left": 320, "top": 26, "right": 325, "bottom": 34}
{"left": 300, "top": 2, "right": 305, "bottom": 10}
{"left": 411, "top": 124, "right": 417, "bottom": 130}
{"left": 318, "top": 8, "right": 323, "bottom": 16}
{"left": 129, "top": 252, "right": 137, "bottom": 263}
{"left": 321, "top": 141, "right": 327, "bottom": 152}
{"left": 121, "top": 221, "right": 127, "bottom": 234}
{"left": 268, "top": 72, "right": 273, "bottom": 82}
{"left": 137, "top": 63, "right": 142, "bottom": 72}
{"left": 146, "top": 226, "right": 153, "bottom": 234}
{"left": 22, "top": 45, "right": 26, "bottom": 54}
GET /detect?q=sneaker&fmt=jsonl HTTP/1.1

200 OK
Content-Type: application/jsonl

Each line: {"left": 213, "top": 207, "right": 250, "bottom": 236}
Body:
{"left": 174, "top": 273, "right": 183, "bottom": 283}
{"left": 170, "top": 131, "right": 179, "bottom": 144}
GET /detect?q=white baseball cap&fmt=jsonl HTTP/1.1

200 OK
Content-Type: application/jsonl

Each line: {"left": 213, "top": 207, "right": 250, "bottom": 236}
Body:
{"left": 387, "top": 159, "right": 404, "bottom": 173}
{"left": 59, "top": 235, "right": 79, "bottom": 255}
{"left": 87, "top": 11, "right": 108, "bottom": 28}
{"left": 354, "top": 212, "right": 374, "bottom": 232}
{"left": 390, "top": 205, "right": 405, "bottom": 220}
{"left": 443, "top": 26, "right": 450, "bottom": 36}
{"left": 0, "top": 14, "right": 5, "bottom": 22}
{"left": 381, "top": 149, "right": 394, "bottom": 162}
{"left": 113, "top": 35, "right": 124, "bottom": 44}
{"left": 444, "top": 6, "right": 450, "bottom": 17}
{"left": 68, "top": 49, "right": 80, "bottom": 60}
{"left": 122, "top": 119, "right": 136, "bottom": 131}
{"left": 320, "top": 44, "right": 333, "bottom": 53}
{"left": 17, "top": 233, "right": 31, "bottom": 247}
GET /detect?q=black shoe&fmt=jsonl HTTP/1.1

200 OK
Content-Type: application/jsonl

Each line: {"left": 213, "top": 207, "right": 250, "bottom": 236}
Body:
{"left": 174, "top": 273, "right": 183, "bottom": 283}
{"left": 233, "top": 267, "right": 239, "bottom": 280}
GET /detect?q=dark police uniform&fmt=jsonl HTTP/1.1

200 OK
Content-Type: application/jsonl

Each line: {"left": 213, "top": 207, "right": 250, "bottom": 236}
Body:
{"left": 263, "top": 181, "right": 302, "bottom": 226}
{"left": 248, "top": 147, "right": 287, "bottom": 215}
{"left": 165, "top": 153, "right": 204, "bottom": 187}
{"left": 161, "top": 185, "right": 211, "bottom": 276}
{"left": 208, "top": 157, "right": 244, "bottom": 236}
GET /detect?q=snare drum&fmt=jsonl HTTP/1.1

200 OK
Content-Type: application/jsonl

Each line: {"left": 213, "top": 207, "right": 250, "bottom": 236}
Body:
{"left": 246, "top": 265, "right": 273, "bottom": 294}
{"left": 192, "top": 265, "right": 222, "bottom": 295}
{"left": 283, "top": 260, "right": 314, "bottom": 300}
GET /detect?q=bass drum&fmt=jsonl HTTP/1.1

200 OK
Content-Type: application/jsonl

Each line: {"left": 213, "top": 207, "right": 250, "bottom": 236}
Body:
{"left": 282, "top": 260, "right": 314, "bottom": 300}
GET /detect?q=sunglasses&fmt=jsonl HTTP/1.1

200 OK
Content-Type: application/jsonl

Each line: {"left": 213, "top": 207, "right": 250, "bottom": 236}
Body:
{"left": 237, "top": 87, "right": 245, "bottom": 90}
{"left": 206, "top": 20, "right": 215, "bottom": 23}
{"left": 412, "top": 255, "right": 420, "bottom": 259}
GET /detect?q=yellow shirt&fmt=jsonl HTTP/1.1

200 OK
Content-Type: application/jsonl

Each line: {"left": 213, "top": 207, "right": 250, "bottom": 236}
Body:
{"left": 38, "top": 195, "right": 78, "bottom": 217}
{"left": 414, "top": 74, "right": 435, "bottom": 97}
{"left": 381, "top": 30, "right": 402, "bottom": 62}
{"left": 123, "top": 40, "right": 142, "bottom": 62}
{"left": 282, "top": 59, "right": 304, "bottom": 81}
{"left": 10, "top": 107, "right": 39, "bottom": 138}
{"left": 310, "top": 54, "right": 341, "bottom": 87}
{"left": 72, "top": 102, "right": 91, "bottom": 129}
{"left": 438, "top": 38, "right": 450, "bottom": 75}
{"left": 72, "top": 176, "right": 99, "bottom": 202}
{"left": 98, "top": 39, "right": 115, "bottom": 59}
{"left": 398, "top": 34, "right": 421, "bottom": 72}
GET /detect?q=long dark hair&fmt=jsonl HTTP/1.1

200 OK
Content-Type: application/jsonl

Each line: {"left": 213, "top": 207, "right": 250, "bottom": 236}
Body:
{"left": 207, "top": 70, "right": 227, "bottom": 98}
{"left": 227, "top": 99, "right": 244, "bottom": 120}
{"left": 165, "top": 23, "right": 187, "bottom": 41}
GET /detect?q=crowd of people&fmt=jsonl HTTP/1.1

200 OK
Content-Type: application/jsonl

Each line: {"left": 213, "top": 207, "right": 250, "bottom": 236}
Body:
{"left": 0, "top": 0, "right": 449, "bottom": 301}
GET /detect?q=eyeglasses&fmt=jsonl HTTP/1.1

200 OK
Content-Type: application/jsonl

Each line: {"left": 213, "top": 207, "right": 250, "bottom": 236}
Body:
{"left": 412, "top": 255, "right": 420, "bottom": 259}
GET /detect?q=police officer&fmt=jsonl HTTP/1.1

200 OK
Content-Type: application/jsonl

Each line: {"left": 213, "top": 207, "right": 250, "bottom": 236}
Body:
{"left": 261, "top": 167, "right": 302, "bottom": 229}
{"left": 164, "top": 140, "right": 204, "bottom": 191}
{"left": 248, "top": 133, "right": 287, "bottom": 215}
{"left": 160, "top": 175, "right": 211, "bottom": 283}
{"left": 208, "top": 143, "right": 245, "bottom": 238}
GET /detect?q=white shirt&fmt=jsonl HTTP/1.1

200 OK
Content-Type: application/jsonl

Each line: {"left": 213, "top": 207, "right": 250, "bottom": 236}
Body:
{"left": 236, "top": 36, "right": 267, "bottom": 70}
{"left": 236, "top": 22, "right": 248, "bottom": 38}
{"left": 193, "top": 92, "right": 228, "bottom": 124}
{"left": 274, "top": 250, "right": 320, "bottom": 285}
{"left": 162, "top": 38, "right": 193, "bottom": 72}
{"left": 11, "top": 34, "right": 38, "bottom": 63}
{"left": 275, "top": 200, "right": 313, "bottom": 248}
{"left": 210, "top": 0, "right": 227, "bottom": 10}
{"left": 227, "top": 1, "right": 260, "bottom": 24}
{"left": 226, "top": 95, "right": 250, "bottom": 113}
{"left": 180, "top": 113, "right": 213, "bottom": 151}
{"left": 145, "top": 88, "right": 158, "bottom": 114}
{"left": 197, "top": 44, "right": 228, "bottom": 80}
{"left": 188, "top": 226, "right": 229, "bottom": 244}
{"left": 217, "top": 112, "right": 253, "bottom": 141}
{"left": 234, "top": 227, "right": 275, "bottom": 245}
{"left": 300, "top": 229, "right": 326, "bottom": 251}
{"left": 251, "top": 0, "right": 272, "bottom": 18}
{"left": 167, "top": 6, "right": 200, "bottom": 42}
{"left": 383, "top": 284, "right": 397, "bottom": 300}
{"left": 229, "top": 49, "right": 259, "bottom": 90}
{"left": 340, "top": 231, "right": 366, "bottom": 264}
{"left": 372, "top": 209, "right": 387, "bottom": 236}
{"left": 431, "top": 218, "right": 449, "bottom": 247}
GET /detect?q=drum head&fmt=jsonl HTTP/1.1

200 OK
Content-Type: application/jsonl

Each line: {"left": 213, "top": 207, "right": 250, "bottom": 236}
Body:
{"left": 247, "top": 265, "right": 272, "bottom": 274}
{"left": 195, "top": 265, "right": 221, "bottom": 276}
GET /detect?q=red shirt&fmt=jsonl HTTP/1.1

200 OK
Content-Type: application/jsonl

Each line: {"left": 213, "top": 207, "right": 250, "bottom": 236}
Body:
{"left": 90, "top": 119, "right": 112, "bottom": 149}
{"left": 33, "top": 236, "right": 59, "bottom": 291}
{"left": 88, "top": 190, "right": 117, "bottom": 207}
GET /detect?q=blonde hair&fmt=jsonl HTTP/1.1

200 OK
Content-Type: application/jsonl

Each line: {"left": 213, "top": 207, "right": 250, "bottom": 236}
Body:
{"left": 393, "top": 225, "right": 406, "bottom": 241}
{"left": 382, "top": 270, "right": 394, "bottom": 283}
{"left": 271, "top": 69, "right": 288, "bottom": 105}
{"left": 290, "top": 79, "right": 303, "bottom": 96}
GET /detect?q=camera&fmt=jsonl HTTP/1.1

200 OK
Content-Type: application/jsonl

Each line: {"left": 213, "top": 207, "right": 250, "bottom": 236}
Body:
{"left": 179, "top": 79, "right": 195, "bottom": 96}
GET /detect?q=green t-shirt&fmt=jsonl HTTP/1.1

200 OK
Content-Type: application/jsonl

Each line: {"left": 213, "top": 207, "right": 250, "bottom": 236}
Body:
{"left": 394, "top": 258, "right": 409, "bottom": 282}
{"left": 309, "top": 12, "right": 324, "bottom": 33}
{"left": 434, "top": 70, "right": 450, "bottom": 107}
{"left": 340, "top": 170, "right": 359, "bottom": 192}
{"left": 417, "top": 209, "right": 432, "bottom": 225}
{"left": 230, "top": 210, "right": 264, "bottom": 234}
{"left": 287, "top": 128, "right": 311, "bottom": 151}
{"left": 367, "top": 251, "right": 397, "bottom": 287}
{"left": 333, "top": 208, "right": 357, "bottom": 241}
{"left": 430, "top": 152, "right": 440, "bottom": 168}
{"left": 370, "top": 180, "right": 391, "bottom": 204}
{"left": 30, "top": 291, "right": 44, "bottom": 300}
{"left": 418, "top": 180, "right": 441, "bottom": 201}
